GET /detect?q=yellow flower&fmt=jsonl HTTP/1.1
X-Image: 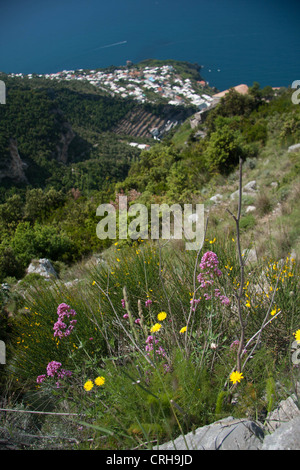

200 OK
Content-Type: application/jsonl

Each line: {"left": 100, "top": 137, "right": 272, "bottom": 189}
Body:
{"left": 245, "top": 301, "right": 251, "bottom": 308}
{"left": 270, "top": 307, "right": 278, "bottom": 316}
{"left": 209, "top": 237, "right": 216, "bottom": 244}
{"left": 157, "top": 311, "right": 167, "bottom": 321}
{"left": 92, "top": 280, "right": 96, "bottom": 285}
{"left": 180, "top": 326, "right": 187, "bottom": 334}
{"left": 94, "top": 376, "right": 105, "bottom": 386}
{"left": 294, "top": 330, "right": 300, "bottom": 344}
{"left": 116, "top": 258, "right": 120, "bottom": 262}
{"left": 229, "top": 371, "right": 244, "bottom": 384}
{"left": 84, "top": 380, "right": 94, "bottom": 391}
{"left": 150, "top": 323, "right": 162, "bottom": 333}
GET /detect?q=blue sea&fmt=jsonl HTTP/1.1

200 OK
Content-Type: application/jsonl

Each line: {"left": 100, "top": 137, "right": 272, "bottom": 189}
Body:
{"left": 1, "top": 0, "right": 300, "bottom": 91}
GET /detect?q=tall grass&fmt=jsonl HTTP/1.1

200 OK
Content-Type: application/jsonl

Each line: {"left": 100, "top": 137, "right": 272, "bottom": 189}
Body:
{"left": 3, "top": 161, "right": 300, "bottom": 448}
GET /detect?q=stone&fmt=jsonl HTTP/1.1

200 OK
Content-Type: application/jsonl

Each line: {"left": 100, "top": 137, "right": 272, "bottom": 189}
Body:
{"left": 243, "top": 180, "right": 257, "bottom": 192}
{"left": 27, "top": 258, "right": 57, "bottom": 279}
{"left": 210, "top": 194, "right": 223, "bottom": 204}
{"left": 156, "top": 417, "right": 264, "bottom": 450}
{"left": 242, "top": 248, "right": 258, "bottom": 264}
{"left": 230, "top": 181, "right": 257, "bottom": 200}
{"left": 262, "top": 416, "right": 300, "bottom": 450}
{"left": 288, "top": 143, "right": 300, "bottom": 153}
{"left": 245, "top": 205, "right": 256, "bottom": 213}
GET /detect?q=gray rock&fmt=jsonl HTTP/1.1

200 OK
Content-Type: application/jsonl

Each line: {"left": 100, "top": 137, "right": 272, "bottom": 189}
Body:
{"left": 245, "top": 205, "right": 256, "bottom": 213}
{"left": 230, "top": 180, "right": 257, "bottom": 200}
{"left": 210, "top": 194, "right": 223, "bottom": 204}
{"left": 27, "top": 258, "right": 57, "bottom": 279}
{"left": 156, "top": 417, "right": 264, "bottom": 450}
{"left": 243, "top": 180, "right": 257, "bottom": 192}
{"left": 264, "top": 395, "right": 300, "bottom": 433}
{"left": 262, "top": 416, "right": 300, "bottom": 450}
{"left": 242, "top": 248, "right": 258, "bottom": 264}
{"left": 288, "top": 143, "right": 300, "bottom": 153}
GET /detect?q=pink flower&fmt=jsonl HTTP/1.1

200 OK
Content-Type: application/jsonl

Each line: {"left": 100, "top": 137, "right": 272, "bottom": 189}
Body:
{"left": 36, "top": 374, "right": 46, "bottom": 384}
{"left": 145, "top": 299, "right": 152, "bottom": 307}
{"left": 121, "top": 299, "right": 126, "bottom": 308}
{"left": 53, "top": 303, "right": 77, "bottom": 338}
{"left": 220, "top": 295, "right": 230, "bottom": 306}
{"left": 123, "top": 313, "right": 129, "bottom": 319}
{"left": 135, "top": 318, "right": 141, "bottom": 324}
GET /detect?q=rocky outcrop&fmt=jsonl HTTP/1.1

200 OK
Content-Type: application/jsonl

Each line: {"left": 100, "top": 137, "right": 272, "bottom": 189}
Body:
{"left": 56, "top": 122, "right": 75, "bottom": 164}
{"left": 156, "top": 417, "right": 265, "bottom": 450}
{"left": 156, "top": 395, "right": 300, "bottom": 450}
{"left": 26, "top": 258, "right": 57, "bottom": 279}
{"left": 0, "top": 139, "right": 28, "bottom": 183}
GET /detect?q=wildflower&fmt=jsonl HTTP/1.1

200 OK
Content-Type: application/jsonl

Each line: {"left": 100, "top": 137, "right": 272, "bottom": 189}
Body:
{"left": 209, "top": 237, "right": 216, "bottom": 244}
{"left": 270, "top": 307, "right": 279, "bottom": 316}
{"left": 145, "top": 299, "right": 152, "bottom": 307}
{"left": 157, "top": 311, "right": 167, "bottom": 321}
{"left": 230, "top": 340, "right": 240, "bottom": 349}
{"left": 123, "top": 313, "right": 129, "bottom": 319}
{"left": 229, "top": 371, "right": 244, "bottom": 384}
{"left": 53, "top": 303, "right": 77, "bottom": 339}
{"left": 180, "top": 326, "right": 187, "bottom": 334}
{"left": 94, "top": 376, "right": 105, "bottom": 386}
{"left": 150, "top": 323, "right": 162, "bottom": 333}
{"left": 135, "top": 318, "right": 141, "bottom": 324}
{"left": 121, "top": 299, "right": 126, "bottom": 308}
{"left": 84, "top": 380, "right": 94, "bottom": 391}
{"left": 220, "top": 295, "right": 230, "bottom": 306}
{"left": 46, "top": 361, "right": 62, "bottom": 377}
{"left": 36, "top": 374, "right": 46, "bottom": 384}
{"left": 294, "top": 330, "right": 300, "bottom": 344}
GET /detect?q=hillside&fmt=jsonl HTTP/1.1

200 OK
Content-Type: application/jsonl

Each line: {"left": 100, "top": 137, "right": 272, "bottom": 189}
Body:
{"left": 0, "top": 61, "right": 300, "bottom": 451}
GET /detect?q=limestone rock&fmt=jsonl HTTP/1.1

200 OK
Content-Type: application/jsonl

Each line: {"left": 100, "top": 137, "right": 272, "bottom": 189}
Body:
{"left": 288, "top": 143, "right": 300, "bottom": 153}
{"left": 210, "top": 194, "right": 223, "bottom": 204}
{"left": 156, "top": 417, "right": 264, "bottom": 450}
{"left": 264, "top": 395, "right": 300, "bottom": 433}
{"left": 262, "top": 416, "right": 300, "bottom": 450}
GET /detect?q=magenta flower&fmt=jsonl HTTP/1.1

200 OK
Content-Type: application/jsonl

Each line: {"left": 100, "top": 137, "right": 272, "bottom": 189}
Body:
{"left": 53, "top": 303, "right": 77, "bottom": 338}
{"left": 145, "top": 299, "right": 152, "bottom": 307}
{"left": 36, "top": 374, "right": 46, "bottom": 384}
{"left": 123, "top": 313, "right": 129, "bottom": 319}
{"left": 121, "top": 299, "right": 126, "bottom": 308}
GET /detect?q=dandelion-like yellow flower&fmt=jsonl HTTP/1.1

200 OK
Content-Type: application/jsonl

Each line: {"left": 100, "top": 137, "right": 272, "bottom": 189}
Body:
{"left": 180, "top": 326, "right": 187, "bottom": 334}
{"left": 229, "top": 371, "right": 244, "bottom": 384}
{"left": 150, "top": 323, "right": 162, "bottom": 333}
{"left": 157, "top": 312, "right": 167, "bottom": 321}
{"left": 94, "top": 376, "right": 105, "bottom": 386}
{"left": 294, "top": 330, "right": 300, "bottom": 344}
{"left": 84, "top": 380, "right": 94, "bottom": 391}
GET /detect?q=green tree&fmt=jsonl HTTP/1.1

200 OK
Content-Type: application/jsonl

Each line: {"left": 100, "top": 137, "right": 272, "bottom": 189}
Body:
{"left": 204, "top": 125, "right": 244, "bottom": 174}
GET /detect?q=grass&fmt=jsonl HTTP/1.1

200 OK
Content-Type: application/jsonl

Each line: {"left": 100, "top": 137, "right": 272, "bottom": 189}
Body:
{"left": 1, "top": 213, "right": 299, "bottom": 449}
{"left": 1, "top": 136, "right": 300, "bottom": 449}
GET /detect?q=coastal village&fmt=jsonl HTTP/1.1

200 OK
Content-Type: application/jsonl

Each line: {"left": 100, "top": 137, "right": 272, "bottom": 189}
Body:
{"left": 8, "top": 64, "right": 218, "bottom": 110}
{"left": 7, "top": 63, "right": 257, "bottom": 143}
